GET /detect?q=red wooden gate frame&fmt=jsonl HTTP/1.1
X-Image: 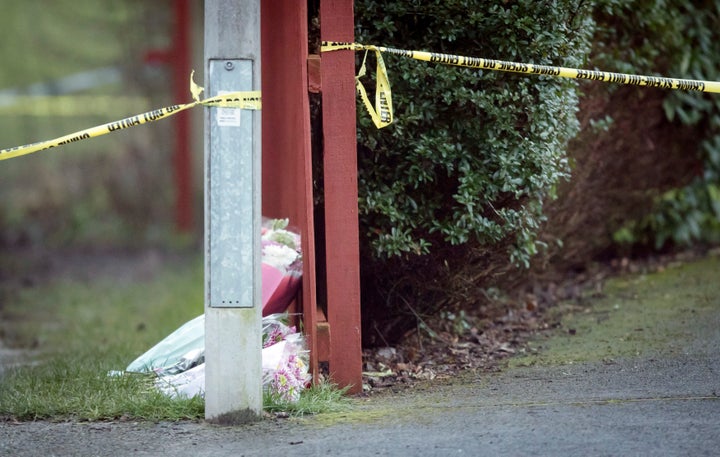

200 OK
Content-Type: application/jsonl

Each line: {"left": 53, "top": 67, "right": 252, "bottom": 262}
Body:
{"left": 148, "top": 1, "right": 360, "bottom": 389}
{"left": 261, "top": 0, "right": 362, "bottom": 393}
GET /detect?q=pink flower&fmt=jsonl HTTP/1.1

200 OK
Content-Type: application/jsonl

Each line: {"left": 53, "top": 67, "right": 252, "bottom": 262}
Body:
{"left": 270, "top": 368, "right": 300, "bottom": 403}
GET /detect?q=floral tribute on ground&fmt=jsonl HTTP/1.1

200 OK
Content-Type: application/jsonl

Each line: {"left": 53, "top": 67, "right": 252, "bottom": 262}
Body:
{"left": 261, "top": 218, "right": 303, "bottom": 316}
{"left": 121, "top": 218, "right": 309, "bottom": 402}
{"left": 261, "top": 315, "right": 311, "bottom": 403}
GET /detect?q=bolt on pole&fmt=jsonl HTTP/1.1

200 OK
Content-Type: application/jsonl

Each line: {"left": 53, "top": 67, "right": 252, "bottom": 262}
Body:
{"left": 203, "top": 0, "right": 262, "bottom": 423}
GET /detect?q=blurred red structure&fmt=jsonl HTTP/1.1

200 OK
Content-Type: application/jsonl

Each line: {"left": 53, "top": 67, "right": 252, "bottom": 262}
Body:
{"left": 144, "top": 0, "right": 193, "bottom": 233}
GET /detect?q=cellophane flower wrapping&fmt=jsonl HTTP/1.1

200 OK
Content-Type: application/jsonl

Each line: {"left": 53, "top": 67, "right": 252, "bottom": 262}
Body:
{"left": 261, "top": 218, "right": 303, "bottom": 316}
{"left": 125, "top": 314, "right": 205, "bottom": 376}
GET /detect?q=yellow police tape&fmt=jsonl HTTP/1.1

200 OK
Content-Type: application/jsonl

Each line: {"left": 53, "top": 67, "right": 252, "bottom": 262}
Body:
{"left": 5, "top": 43, "right": 718, "bottom": 158}
{"left": 355, "top": 47, "right": 393, "bottom": 129}
{"left": 0, "top": 72, "right": 261, "bottom": 162}
{"left": 321, "top": 41, "right": 720, "bottom": 129}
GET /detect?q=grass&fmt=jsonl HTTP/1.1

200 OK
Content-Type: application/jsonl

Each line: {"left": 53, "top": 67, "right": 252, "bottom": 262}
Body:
{"left": 1, "top": 256, "right": 205, "bottom": 353}
{"left": 0, "top": 252, "right": 349, "bottom": 421}
{"left": 512, "top": 251, "right": 720, "bottom": 367}
{"left": 1, "top": 356, "right": 204, "bottom": 422}
{"left": 264, "top": 382, "right": 352, "bottom": 417}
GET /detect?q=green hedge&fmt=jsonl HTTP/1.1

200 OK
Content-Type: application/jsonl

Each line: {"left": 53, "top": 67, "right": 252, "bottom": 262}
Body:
{"left": 354, "top": 0, "right": 595, "bottom": 268}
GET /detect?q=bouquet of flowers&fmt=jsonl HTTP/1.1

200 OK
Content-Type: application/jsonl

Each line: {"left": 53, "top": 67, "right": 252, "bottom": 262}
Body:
{"left": 124, "top": 313, "right": 310, "bottom": 402}
{"left": 119, "top": 217, "right": 308, "bottom": 400}
{"left": 261, "top": 314, "right": 311, "bottom": 403}
{"left": 261, "top": 218, "right": 303, "bottom": 316}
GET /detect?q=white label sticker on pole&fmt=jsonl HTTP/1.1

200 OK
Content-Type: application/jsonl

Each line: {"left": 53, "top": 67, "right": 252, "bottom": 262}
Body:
{"left": 216, "top": 90, "right": 242, "bottom": 127}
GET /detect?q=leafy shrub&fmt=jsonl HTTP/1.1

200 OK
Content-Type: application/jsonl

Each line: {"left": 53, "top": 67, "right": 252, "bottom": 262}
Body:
{"left": 355, "top": 1, "right": 595, "bottom": 268}
{"left": 353, "top": 1, "right": 596, "bottom": 342}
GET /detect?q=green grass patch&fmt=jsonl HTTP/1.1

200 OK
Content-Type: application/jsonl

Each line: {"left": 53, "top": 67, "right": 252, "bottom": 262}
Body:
{"left": 0, "top": 253, "right": 351, "bottom": 421}
{"left": 513, "top": 252, "right": 720, "bottom": 366}
{"left": 1, "top": 257, "right": 205, "bottom": 354}
{"left": 0, "top": 355, "right": 204, "bottom": 422}
{"left": 0, "top": 255, "right": 205, "bottom": 421}
{"left": 264, "top": 382, "right": 352, "bottom": 417}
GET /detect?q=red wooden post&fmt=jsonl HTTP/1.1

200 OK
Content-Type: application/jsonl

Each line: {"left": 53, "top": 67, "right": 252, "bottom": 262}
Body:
{"left": 320, "top": 0, "right": 363, "bottom": 393}
{"left": 260, "top": 1, "right": 320, "bottom": 381}
{"left": 261, "top": 0, "right": 361, "bottom": 393}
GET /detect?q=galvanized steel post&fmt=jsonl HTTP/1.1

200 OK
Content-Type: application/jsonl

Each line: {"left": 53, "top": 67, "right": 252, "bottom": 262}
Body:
{"left": 203, "top": 0, "right": 262, "bottom": 423}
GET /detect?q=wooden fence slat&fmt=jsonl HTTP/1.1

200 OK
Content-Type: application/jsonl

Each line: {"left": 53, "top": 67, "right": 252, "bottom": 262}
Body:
{"left": 260, "top": 1, "right": 319, "bottom": 381}
{"left": 320, "top": 0, "right": 362, "bottom": 393}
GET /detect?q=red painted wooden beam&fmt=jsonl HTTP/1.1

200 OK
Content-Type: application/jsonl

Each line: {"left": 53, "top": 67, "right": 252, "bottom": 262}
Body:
{"left": 260, "top": 1, "right": 320, "bottom": 382}
{"left": 320, "top": 0, "right": 363, "bottom": 394}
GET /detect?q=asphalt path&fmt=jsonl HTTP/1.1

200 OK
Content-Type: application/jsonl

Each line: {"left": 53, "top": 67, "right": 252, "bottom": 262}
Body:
{"left": 2, "top": 351, "right": 717, "bottom": 456}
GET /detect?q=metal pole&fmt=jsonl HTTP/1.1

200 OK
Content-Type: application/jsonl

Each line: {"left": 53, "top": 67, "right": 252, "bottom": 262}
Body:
{"left": 204, "top": 0, "right": 262, "bottom": 423}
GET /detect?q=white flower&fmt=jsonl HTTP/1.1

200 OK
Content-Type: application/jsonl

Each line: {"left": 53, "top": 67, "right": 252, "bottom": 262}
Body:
{"left": 262, "top": 243, "right": 299, "bottom": 271}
